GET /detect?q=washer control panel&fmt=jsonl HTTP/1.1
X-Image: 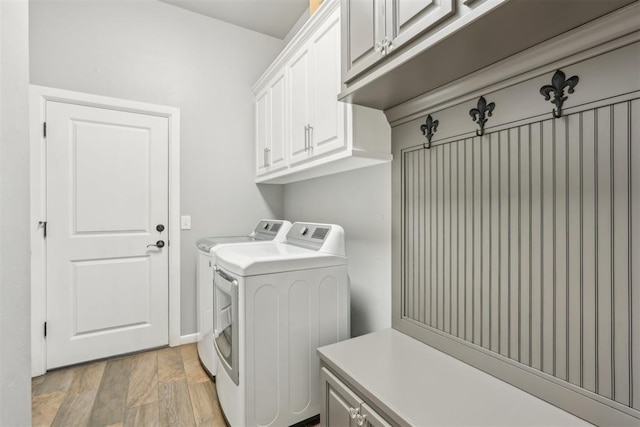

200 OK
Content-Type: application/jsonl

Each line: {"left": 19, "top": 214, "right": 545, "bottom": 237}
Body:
{"left": 286, "top": 222, "right": 344, "bottom": 254}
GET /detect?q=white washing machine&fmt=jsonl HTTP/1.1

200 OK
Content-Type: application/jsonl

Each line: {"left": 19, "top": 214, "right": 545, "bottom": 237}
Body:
{"left": 211, "top": 222, "right": 350, "bottom": 427}
{"left": 196, "top": 219, "right": 291, "bottom": 377}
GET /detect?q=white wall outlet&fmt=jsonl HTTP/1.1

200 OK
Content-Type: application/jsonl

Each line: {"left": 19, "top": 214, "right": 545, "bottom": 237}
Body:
{"left": 181, "top": 215, "right": 191, "bottom": 230}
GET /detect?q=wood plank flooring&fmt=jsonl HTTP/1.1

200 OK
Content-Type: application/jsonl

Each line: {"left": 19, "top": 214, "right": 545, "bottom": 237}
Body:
{"left": 32, "top": 344, "right": 225, "bottom": 427}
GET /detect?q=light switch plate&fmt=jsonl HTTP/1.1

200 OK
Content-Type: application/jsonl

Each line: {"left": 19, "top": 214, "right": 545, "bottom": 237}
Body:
{"left": 181, "top": 215, "right": 191, "bottom": 230}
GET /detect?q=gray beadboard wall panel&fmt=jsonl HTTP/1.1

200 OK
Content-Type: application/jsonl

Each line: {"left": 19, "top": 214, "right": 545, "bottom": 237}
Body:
{"left": 392, "top": 41, "right": 640, "bottom": 424}
{"left": 401, "top": 100, "right": 638, "bottom": 408}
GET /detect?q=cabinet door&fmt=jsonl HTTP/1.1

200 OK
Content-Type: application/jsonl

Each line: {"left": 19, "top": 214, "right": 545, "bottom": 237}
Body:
{"left": 268, "top": 72, "right": 287, "bottom": 172}
{"left": 343, "top": 0, "right": 386, "bottom": 83}
{"left": 255, "top": 89, "right": 269, "bottom": 175}
{"left": 321, "top": 368, "right": 362, "bottom": 427}
{"left": 361, "top": 403, "right": 392, "bottom": 427}
{"left": 288, "top": 43, "right": 313, "bottom": 165}
{"left": 388, "top": 0, "right": 454, "bottom": 52}
{"left": 309, "top": 10, "right": 346, "bottom": 158}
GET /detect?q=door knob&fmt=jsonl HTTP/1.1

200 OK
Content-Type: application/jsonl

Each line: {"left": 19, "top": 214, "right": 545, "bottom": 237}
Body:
{"left": 156, "top": 224, "right": 165, "bottom": 232}
{"left": 147, "top": 240, "right": 165, "bottom": 248}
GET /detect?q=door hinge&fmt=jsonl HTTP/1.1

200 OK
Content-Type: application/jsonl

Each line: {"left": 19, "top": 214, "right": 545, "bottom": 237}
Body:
{"left": 43, "top": 122, "right": 47, "bottom": 138}
{"left": 44, "top": 322, "right": 47, "bottom": 338}
{"left": 39, "top": 221, "right": 47, "bottom": 238}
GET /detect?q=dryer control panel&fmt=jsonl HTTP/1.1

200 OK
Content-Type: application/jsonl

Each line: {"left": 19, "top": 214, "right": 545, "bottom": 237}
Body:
{"left": 286, "top": 222, "right": 346, "bottom": 256}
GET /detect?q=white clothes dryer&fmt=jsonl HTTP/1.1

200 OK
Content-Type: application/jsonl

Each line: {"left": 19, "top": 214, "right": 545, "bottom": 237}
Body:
{"left": 195, "top": 220, "right": 291, "bottom": 377}
{"left": 211, "top": 222, "right": 350, "bottom": 427}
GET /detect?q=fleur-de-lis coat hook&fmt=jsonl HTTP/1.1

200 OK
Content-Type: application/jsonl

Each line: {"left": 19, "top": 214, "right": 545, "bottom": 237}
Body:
{"left": 420, "top": 114, "right": 439, "bottom": 149}
{"left": 469, "top": 96, "right": 495, "bottom": 137}
{"left": 539, "top": 69, "right": 579, "bottom": 119}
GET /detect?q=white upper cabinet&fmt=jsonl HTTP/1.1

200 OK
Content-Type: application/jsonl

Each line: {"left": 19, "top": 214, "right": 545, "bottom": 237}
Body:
{"left": 309, "top": 13, "right": 345, "bottom": 158}
{"left": 267, "top": 72, "right": 287, "bottom": 171}
{"left": 287, "top": 44, "right": 313, "bottom": 166}
{"left": 253, "top": 0, "right": 391, "bottom": 184}
{"left": 255, "top": 90, "right": 269, "bottom": 175}
{"left": 255, "top": 71, "right": 288, "bottom": 175}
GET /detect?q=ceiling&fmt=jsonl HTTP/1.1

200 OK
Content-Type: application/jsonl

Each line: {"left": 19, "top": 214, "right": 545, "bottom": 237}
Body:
{"left": 158, "top": 0, "right": 309, "bottom": 39}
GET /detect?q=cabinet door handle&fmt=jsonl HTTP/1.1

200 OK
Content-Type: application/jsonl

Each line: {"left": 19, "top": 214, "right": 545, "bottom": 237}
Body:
{"left": 356, "top": 413, "right": 366, "bottom": 426}
{"left": 265, "top": 147, "right": 270, "bottom": 166}
{"left": 348, "top": 407, "right": 359, "bottom": 419}
{"left": 374, "top": 40, "right": 384, "bottom": 53}
{"left": 263, "top": 147, "right": 267, "bottom": 167}
{"left": 308, "top": 125, "right": 313, "bottom": 151}
{"left": 382, "top": 37, "right": 392, "bottom": 55}
{"left": 304, "top": 125, "right": 310, "bottom": 151}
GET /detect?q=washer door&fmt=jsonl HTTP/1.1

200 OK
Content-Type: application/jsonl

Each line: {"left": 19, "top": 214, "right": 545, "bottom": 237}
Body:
{"left": 213, "top": 266, "right": 239, "bottom": 385}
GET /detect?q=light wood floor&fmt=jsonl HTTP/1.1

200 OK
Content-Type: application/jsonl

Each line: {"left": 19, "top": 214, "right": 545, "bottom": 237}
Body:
{"left": 32, "top": 344, "right": 225, "bottom": 427}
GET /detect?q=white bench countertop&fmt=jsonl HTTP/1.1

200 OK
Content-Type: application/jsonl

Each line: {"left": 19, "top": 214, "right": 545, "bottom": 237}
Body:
{"left": 317, "top": 328, "right": 591, "bottom": 427}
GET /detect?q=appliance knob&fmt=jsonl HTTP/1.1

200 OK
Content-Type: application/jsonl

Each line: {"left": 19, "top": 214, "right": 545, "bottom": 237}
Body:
{"left": 300, "top": 226, "right": 309, "bottom": 236}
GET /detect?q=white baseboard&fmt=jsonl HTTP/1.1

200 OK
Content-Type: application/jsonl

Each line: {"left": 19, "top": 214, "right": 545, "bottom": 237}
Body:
{"left": 179, "top": 333, "right": 198, "bottom": 345}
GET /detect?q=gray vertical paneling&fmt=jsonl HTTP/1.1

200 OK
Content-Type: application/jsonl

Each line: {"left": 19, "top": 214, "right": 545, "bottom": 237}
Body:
{"left": 520, "top": 125, "right": 532, "bottom": 367}
{"left": 582, "top": 109, "right": 597, "bottom": 393}
{"left": 473, "top": 137, "right": 482, "bottom": 345}
{"left": 457, "top": 140, "right": 465, "bottom": 338}
{"left": 530, "top": 122, "right": 543, "bottom": 371}
{"left": 482, "top": 135, "right": 491, "bottom": 349}
{"left": 465, "top": 139, "right": 474, "bottom": 342}
{"left": 612, "top": 102, "right": 630, "bottom": 406}
{"left": 554, "top": 116, "right": 568, "bottom": 381}
{"left": 490, "top": 132, "right": 500, "bottom": 354}
{"left": 443, "top": 144, "right": 451, "bottom": 334}
{"left": 414, "top": 151, "right": 425, "bottom": 323}
{"left": 542, "top": 119, "right": 555, "bottom": 376}
{"left": 407, "top": 151, "right": 414, "bottom": 319}
{"left": 567, "top": 112, "right": 582, "bottom": 387}
{"left": 431, "top": 150, "right": 438, "bottom": 326}
{"left": 596, "top": 105, "right": 613, "bottom": 399}
{"left": 509, "top": 127, "right": 520, "bottom": 360}
{"left": 451, "top": 141, "right": 459, "bottom": 337}
{"left": 500, "top": 130, "right": 510, "bottom": 357}
{"left": 401, "top": 99, "right": 637, "bottom": 411}
{"left": 631, "top": 99, "right": 640, "bottom": 411}
{"left": 437, "top": 147, "right": 445, "bottom": 330}
{"left": 422, "top": 148, "right": 430, "bottom": 325}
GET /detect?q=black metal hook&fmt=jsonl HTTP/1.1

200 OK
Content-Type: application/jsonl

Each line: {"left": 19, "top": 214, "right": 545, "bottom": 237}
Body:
{"left": 420, "top": 114, "right": 439, "bottom": 149}
{"left": 540, "top": 69, "right": 579, "bottom": 119}
{"left": 469, "top": 96, "right": 495, "bottom": 137}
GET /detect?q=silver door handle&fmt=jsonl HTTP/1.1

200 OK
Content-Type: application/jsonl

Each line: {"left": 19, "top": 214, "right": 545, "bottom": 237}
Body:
{"left": 308, "top": 125, "right": 313, "bottom": 151}
{"left": 304, "top": 125, "right": 309, "bottom": 151}
{"left": 374, "top": 40, "right": 384, "bottom": 53}
{"left": 265, "top": 147, "right": 270, "bottom": 166}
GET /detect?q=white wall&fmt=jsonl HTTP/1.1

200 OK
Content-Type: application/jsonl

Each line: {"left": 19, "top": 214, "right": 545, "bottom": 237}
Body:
{"left": 0, "top": 0, "right": 32, "bottom": 424}
{"left": 283, "top": 164, "right": 392, "bottom": 337}
{"left": 29, "top": 0, "right": 285, "bottom": 334}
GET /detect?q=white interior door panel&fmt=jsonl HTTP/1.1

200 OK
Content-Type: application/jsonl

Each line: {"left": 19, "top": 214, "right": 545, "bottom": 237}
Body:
{"left": 46, "top": 101, "right": 169, "bottom": 369}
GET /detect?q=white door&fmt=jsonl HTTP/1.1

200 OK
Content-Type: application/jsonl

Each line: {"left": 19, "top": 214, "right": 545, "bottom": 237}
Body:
{"left": 46, "top": 101, "right": 169, "bottom": 369}
{"left": 268, "top": 72, "right": 288, "bottom": 172}
{"left": 288, "top": 44, "right": 313, "bottom": 165}
{"left": 255, "top": 89, "right": 269, "bottom": 175}
{"left": 309, "top": 11, "right": 345, "bottom": 157}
